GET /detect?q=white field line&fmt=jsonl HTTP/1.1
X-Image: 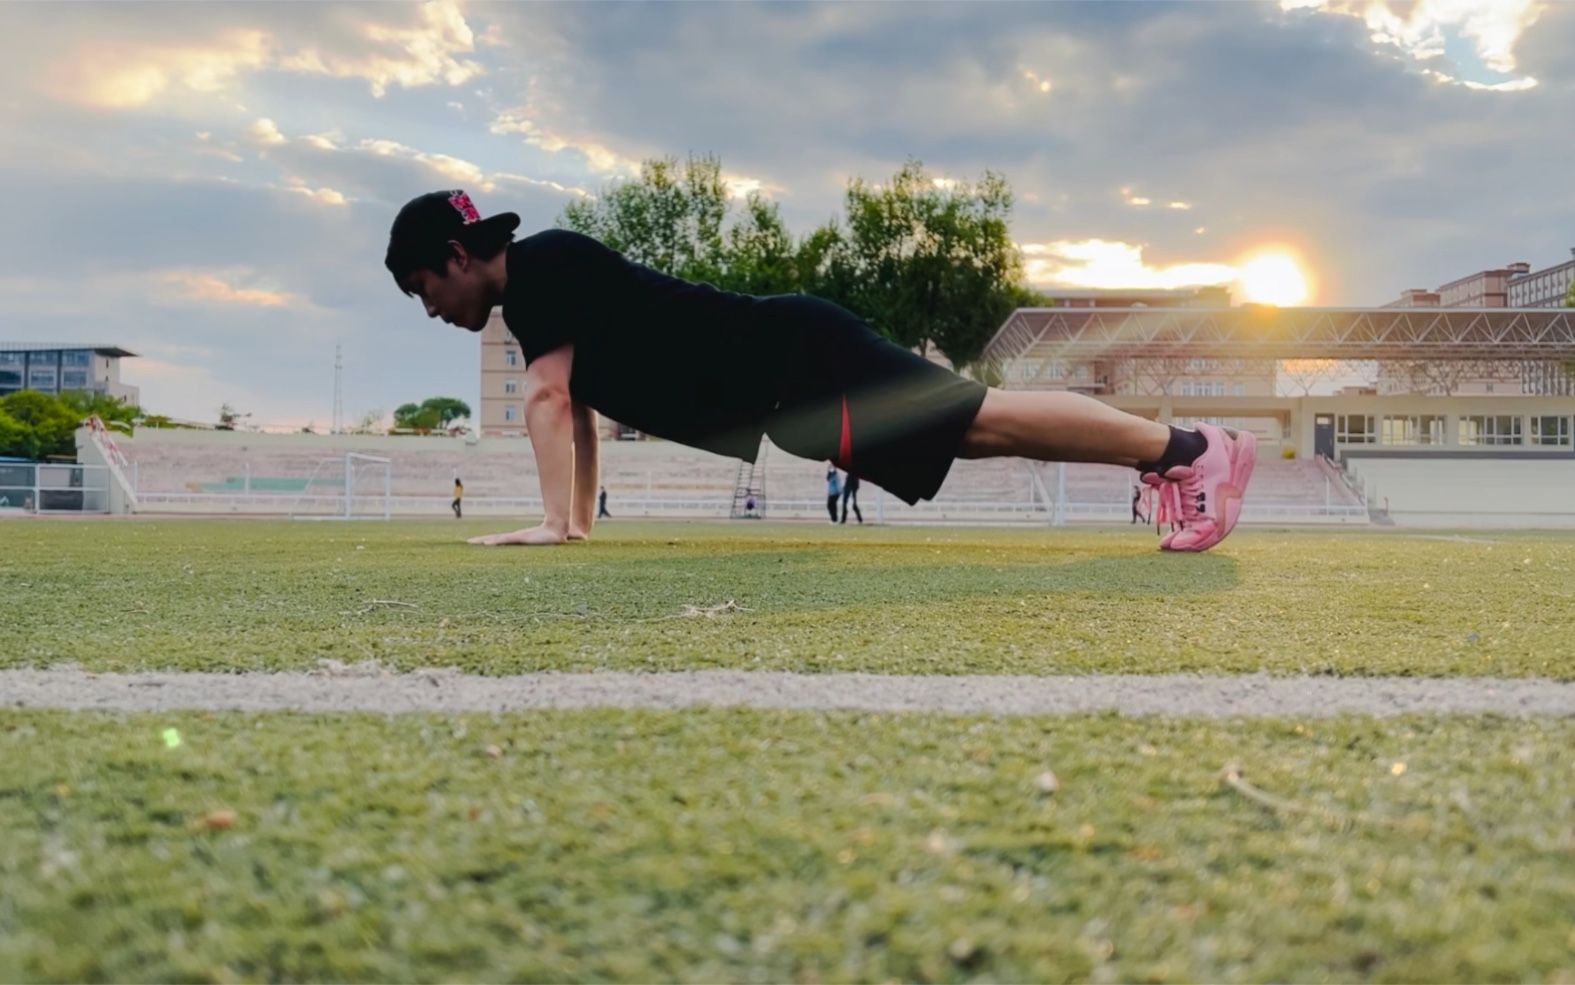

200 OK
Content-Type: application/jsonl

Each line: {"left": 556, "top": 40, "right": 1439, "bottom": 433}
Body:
{"left": 3, "top": 669, "right": 1574, "bottom": 718}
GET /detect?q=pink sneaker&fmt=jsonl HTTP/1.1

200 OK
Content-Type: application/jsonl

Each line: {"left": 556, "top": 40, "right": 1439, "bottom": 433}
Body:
{"left": 1151, "top": 423, "right": 1256, "bottom": 553}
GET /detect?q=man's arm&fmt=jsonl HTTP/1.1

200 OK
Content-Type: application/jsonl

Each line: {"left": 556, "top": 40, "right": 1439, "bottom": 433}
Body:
{"left": 569, "top": 399, "right": 599, "bottom": 538}
{"left": 467, "top": 345, "right": 575, "bottom": 546}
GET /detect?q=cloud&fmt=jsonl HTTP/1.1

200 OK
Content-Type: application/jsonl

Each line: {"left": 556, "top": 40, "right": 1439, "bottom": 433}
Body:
{"left": 50, "top": 29, "right": 272, "bottom": 108}
{"left": 247, "top": 118, "right": 286, "bottom": 145}
{"left": 489, "top": 110, "right": 642, "bottom": 177}
{"left": 249, "top": 119, "right": 587, "bottom": 212}
{"left": 160, "top": 271, "right": 301, "bottom": 308}
{"left": 274, "top": 0, "right": 483, "bottom": 97}
{"left": 282, "top": 179, "right": 348, "bottom": 206}
{"left": 1022, "top": 240, "right": 1239, "bottom": 291}
{"left": 1283, "top": 0, "right": 1545, "bottom": 88}
{"left": 42, "top": 0, "right": 482, "bottom": 107}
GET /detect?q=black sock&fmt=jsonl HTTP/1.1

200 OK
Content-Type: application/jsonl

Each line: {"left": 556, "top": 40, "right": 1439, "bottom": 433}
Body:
{"left": 1137, "top": 426, "right": 1209, "bottom": 476}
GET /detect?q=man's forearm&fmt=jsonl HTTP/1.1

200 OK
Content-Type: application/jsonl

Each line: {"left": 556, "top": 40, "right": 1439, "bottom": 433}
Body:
{"left": 526, "top": 391, "right": 575, "bottom": 533}
{"left": 571, "top": 402, "right": 599, "bottom": 531}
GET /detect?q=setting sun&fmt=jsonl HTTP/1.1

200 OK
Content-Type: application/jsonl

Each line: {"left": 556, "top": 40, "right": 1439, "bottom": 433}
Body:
{"left": 1236, "top": 253, "right": 1311, "bottom": 306}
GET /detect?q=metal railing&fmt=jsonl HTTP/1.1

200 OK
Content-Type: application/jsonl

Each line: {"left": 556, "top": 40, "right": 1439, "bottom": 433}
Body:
{"left": 130, "top": 490, "right": 1366, "bottom": 522}
{"left": 0, "top": 462, "right": 111, "bottom": 513}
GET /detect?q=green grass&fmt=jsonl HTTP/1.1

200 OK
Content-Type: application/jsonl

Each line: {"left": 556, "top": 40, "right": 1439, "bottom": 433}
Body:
{"left": 5, "top": 520, "right": 1574, "bottom": 677}
{"left": 2, "top": 709, "right": 1573, "bottom": 983}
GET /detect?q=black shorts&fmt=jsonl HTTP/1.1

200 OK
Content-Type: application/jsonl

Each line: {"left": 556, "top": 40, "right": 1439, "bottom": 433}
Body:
{"left": 761, "top": 296, "right": 988, "bottom": 506}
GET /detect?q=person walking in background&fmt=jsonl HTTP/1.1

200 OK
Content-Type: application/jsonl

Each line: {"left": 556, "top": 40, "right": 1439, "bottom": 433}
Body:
{"left": 840, "top": 470, "right": 863, "bottom": 524}
{"left": 598, "top": 485, "right": 611, "bottom": 519}
{"left": 1131, "top": 484, "right": 1147, "bottom": 525}
{"left": 825, "top": 465, "right": 841, "bottom": 523}
{"left": 452, "top": 476, "right": 464, "bottom": 519}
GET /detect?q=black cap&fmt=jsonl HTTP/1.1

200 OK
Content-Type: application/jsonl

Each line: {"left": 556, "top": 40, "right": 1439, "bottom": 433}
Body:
{"left": 384, "top": 190, "right": 520, "bottom": 288}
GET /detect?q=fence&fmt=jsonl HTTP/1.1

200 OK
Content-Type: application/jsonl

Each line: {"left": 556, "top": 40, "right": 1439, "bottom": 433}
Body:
{"left": 131, "top": 488, "right": 1367, "bottom": 523}
{"left": 0, "top": 462, "right": 111, "bottom": 513}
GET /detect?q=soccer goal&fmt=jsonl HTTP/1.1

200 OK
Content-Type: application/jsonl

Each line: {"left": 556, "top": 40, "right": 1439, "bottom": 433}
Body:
{"left": 289, "top": 453, "right": 392, "bottom": 521}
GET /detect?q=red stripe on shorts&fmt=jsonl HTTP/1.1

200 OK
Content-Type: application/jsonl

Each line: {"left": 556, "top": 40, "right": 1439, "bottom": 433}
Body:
{"left": 838, "top": 394, "right": 853, "bottom": 467}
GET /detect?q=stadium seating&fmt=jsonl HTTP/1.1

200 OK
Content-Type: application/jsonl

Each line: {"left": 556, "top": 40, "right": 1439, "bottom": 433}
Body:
{"left": 118, "top": 433, "right": 1364, "bottom": 522}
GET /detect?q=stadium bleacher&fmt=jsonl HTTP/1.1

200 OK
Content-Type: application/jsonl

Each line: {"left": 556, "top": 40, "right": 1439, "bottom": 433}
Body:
{"left": 119, "top": 432, "right": 1367, "bottom": 523}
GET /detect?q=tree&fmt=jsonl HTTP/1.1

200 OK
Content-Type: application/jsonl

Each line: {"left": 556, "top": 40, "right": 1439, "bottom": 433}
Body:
{"left": 217, "top": 402, "right": 250, "bottom": 431}
{"left": 0, "top": 390, "right": 83, "bottom": 459}
{"left": 353, "top": 409, "right": 387, "bottom": 435}
{"left": 422, "top": 397, "right": 471, "bottom": 427}
{"left": 724, "top": 193, "right": 801, "bottom": 296}
{"left": 560, "top": 153, "right": 816, "bottom": 295}
{"left": 795, "top": 222, "right": 859, "bottom": 313}
{"left": 0, "top": 406, "right": 27, "bottom": 458}
{"left": 561, "top": 152, "right": 1035, "bottom": 368}
{"left": 393, "top": 397, "right": 470, "bottom": 432}
{"left": 561, "top": 154, "right": 728, "bottom": 284}
{"left": 826, "top": 159, "right": 1024, "bottom": 367}
{"left": 56, "top": 390, "right": 139, "bottom": 429}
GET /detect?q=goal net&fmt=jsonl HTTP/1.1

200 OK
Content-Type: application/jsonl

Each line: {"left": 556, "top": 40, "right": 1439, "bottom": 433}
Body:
{"left": 289, "top": 453, "right": 392, "bottom": 521}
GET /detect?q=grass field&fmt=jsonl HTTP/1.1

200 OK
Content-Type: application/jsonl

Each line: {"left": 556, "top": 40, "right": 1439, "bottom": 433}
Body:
{"left": 4, "top": 709, "right": 1574, "bottom": 982}
{"left": 5, "top": 519, "right": 1575, "bottom": 982}
{"left": 6, "top": 520, "right": 1575, "bottom": 677}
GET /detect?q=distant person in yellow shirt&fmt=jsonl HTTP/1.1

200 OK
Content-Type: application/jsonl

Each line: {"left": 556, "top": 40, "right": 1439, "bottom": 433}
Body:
{"left": 452, "top": 476, "right": 463, "bottom": 519}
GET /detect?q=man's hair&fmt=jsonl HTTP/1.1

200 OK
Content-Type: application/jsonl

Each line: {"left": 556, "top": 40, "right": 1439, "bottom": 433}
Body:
{"left": 386, "top": 224, "right": 516, "bottom": 295}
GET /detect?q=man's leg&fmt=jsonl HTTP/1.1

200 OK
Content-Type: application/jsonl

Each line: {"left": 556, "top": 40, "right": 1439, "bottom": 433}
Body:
{"left": 827, "top": 494, "right": 838, "bottom": 522}
{"left": 957, "top": 389, "right": 1253, "bottom": 551}
{"left": 957, "top": 390, "right": 1172, "bottom": 466}
{"left": 852, "top": 492, "right": 862, "bottom": 524}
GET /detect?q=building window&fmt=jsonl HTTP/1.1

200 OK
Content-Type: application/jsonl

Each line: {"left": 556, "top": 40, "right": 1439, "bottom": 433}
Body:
{"left": 1459, "top": 415, "right": 1522, "bottom": 446}
{"left": 0, "top": 351, "right": 21, "bottom": 389}
{"left": 1075, "top": 365, "right": 1089, "bottom": 380}
{"left": 27, "top": 368, "right": 57, "bottom": 391}
{"left": 1530, "top": 416, "right": 1571, "bottom": 446}
{"left": 1382, "top": 415, "right": 1445, "bottom": 446}
{"left": 1232, "top": 381, "right": 1245, "bottom": 397}
{"left": 504, "top": 405, "right": 518, "bottom": 422}
{"left": 61, "top": 370, "right": 90, "bottom": 389}
{"left": 505, "top": 349, "right": 519, "bottom": 367}
{"left": 1213, "top": 382, "right": 1226, "bottom": 397}
{"left": 504, "top": 378, "right": 518, "bottom": 394}
{"left": 1336, "top": 414, "right": 1377, "bottom": 445}
{"left": 60, "top": 350, "right": 91, "bottom": 367}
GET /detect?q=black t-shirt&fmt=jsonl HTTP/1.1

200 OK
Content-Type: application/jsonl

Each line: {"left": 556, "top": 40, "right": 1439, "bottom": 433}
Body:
{"left": 501, "top": 229, "right": 789, "bottom": 461}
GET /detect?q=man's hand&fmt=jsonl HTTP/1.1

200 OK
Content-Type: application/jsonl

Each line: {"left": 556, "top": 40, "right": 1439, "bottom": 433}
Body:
{"left": 467, "top": 524, "right": 569, "bottom": 546}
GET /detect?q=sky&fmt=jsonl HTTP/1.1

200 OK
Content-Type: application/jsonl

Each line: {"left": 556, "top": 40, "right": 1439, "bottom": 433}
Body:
{"left": 0, "top": 0, "right": 1568, "bottom": 428}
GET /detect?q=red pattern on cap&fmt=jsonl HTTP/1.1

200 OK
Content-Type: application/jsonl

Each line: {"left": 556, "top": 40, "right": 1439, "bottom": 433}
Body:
{"left": 448, "top": 191, "right": 482, "bottom": 224}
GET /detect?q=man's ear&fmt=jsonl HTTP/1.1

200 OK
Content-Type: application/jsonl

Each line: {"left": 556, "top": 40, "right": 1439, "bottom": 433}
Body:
{"left": 446, "top": 239, "right": 472, "bottom": 272}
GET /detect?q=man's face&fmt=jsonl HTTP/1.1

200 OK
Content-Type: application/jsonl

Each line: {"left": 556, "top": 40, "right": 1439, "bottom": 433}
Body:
{"left": 404, "top": 249, "right": 490, "bottom": 332}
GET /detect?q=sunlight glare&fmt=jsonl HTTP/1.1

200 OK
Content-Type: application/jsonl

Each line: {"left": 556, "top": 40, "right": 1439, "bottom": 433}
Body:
{"left": 1236, "top": 253, "right": 1310, "bottom": 306}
